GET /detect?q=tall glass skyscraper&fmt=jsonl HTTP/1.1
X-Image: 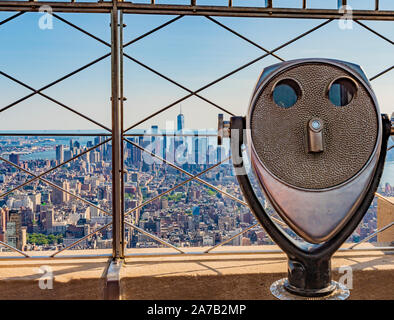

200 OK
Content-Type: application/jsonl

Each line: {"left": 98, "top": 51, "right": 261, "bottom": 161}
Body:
{"left": 55, "top": 145, "right": 64, "bottom": 164}
{"left": 177, "top": 106, "right": 184, "bottom": 131}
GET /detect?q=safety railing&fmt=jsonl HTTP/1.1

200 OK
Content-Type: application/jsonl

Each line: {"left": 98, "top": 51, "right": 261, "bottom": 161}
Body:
{"left": 0, "top": 0, "right": 392, "bottom": 260}
{"left": 0, "top": 1, "right": 393, "bottom": 20}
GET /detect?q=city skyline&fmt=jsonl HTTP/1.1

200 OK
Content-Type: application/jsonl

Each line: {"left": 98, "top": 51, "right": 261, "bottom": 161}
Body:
{"left": 1, "top": 106, "right": 393, "bottom": 253}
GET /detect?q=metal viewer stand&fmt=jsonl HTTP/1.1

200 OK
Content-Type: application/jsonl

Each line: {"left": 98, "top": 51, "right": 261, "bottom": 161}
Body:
{"left": 227, "top": 115, "right": 392, "bottom": 299}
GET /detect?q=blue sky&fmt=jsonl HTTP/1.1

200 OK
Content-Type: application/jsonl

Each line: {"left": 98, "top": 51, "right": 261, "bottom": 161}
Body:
{"left": 0, "top": 1, "right": 393, "bottom": 131}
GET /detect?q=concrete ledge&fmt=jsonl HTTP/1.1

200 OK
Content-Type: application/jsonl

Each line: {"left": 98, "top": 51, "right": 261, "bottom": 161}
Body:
{"left": 0, "top": 257, "right": 109, "bottom": 300}
{"left": 121, "top": 245, "right": 394, "bottom": 300}
{"left": 0, "top": 245, "right": 392, "bottom": 299}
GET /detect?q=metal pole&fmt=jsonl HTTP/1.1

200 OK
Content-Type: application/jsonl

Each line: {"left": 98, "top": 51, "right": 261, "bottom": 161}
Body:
{"left": 111, "top": 2, "right": 124, "bottom": 260}
{"left": 119, "top": 9, "right": 126, "bottom": 253}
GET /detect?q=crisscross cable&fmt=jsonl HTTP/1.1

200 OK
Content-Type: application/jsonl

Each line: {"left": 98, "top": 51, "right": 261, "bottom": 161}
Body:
{"left": 0, "top": 138, "right": 111, "bottom": 199}
{"left": 0, "top": 156, "right": 111, "bottom": 216}
{"left": 0, "top": 68, "right": 111, "bottom": 131}
{"left": 51, "top": 222, "right": 113, "bottom": 257}
{"left": 123, "top": 19, "right": 333, "bottom": 132}
{"left": 0, "top": 11, "right": 24, "bottom": 26}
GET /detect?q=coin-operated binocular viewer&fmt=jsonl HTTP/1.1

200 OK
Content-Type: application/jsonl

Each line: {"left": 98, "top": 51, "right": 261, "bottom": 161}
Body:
{"left": 219, "top": 58, "right": 393, "bottom": 299}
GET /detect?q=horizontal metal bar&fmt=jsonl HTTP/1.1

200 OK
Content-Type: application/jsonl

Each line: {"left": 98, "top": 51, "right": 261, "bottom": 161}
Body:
{"left": 123, "top": 246, "right": 394, "bottom": 258}
{"left": 0, "top": 132, "right": 111, "bottom": 136}
{"left": 0, "top": 245, "right": 392, "bottom": 261}
{"left": 0, "top": 253, "right": 113, "bottom": 260}
{"left": 0, "top": 1, "right": 113, "bottom": 13}
{"left": 118, "top": 5, "right": 394, "bottom": 21}
{"left": 1, "top": 3, "right": 393, "bottom": 20}
{"left": 125, "top": 221, "right": 185, "bottom": 254}
{"left": 124, "top": 133, "right": 217, "bottom": 137}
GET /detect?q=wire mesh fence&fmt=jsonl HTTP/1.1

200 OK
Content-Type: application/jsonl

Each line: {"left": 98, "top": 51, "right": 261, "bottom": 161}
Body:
{"left": 0, "top": 0, "right": 392, "bottom": 258}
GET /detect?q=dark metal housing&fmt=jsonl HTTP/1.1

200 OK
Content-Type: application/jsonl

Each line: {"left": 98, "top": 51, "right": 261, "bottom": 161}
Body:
{"left": 229, "top": 58, "right": 392, "bottom": 296}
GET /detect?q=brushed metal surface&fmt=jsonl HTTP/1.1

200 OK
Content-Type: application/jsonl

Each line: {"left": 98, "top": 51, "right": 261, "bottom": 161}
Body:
{"left": 246, "top": 58, "right": 382, "bottom": 243}
{"left": 250, "top": 61, "right": 378, "bottom": 190}
{"left": 252, "top": 147, "right": 379, "bottom": 243}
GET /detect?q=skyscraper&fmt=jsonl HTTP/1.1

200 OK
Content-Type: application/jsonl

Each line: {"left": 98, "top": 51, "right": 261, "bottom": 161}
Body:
{"left": 128, "top": 137, "right": 142, "bottom": 168}
{"left": 9, "top": 153, "right": 20, "bottom": 166}
{"left": 89, "top": 150, "right": 100, "bottom": 163}
{"left": 175, "top": 106, "right": 185, "bottom": 164}
{"left": 163, "top": 133, "right": 167, "bottom": 161}
{"left": 0, "top": 207, "right": 7, "bottom": 242}
{"left": 195, "top": 137, "right": 207, "bottom": 165}
{"left": 151, "top": 125, "right": 164, "bottom": 159}
{"left": 95, "top": 136, "right": 107, "bottom": 157}
{"left": 40, "top": 205, "right": 54, "bottom": 234}
{"left": 151, "top": 125, "right": 158, "bottom": 147}
{"left": 7, "top": 210, "right": 22, "bottom": 250}
{"left": 177, "top": 105, "right": 184, "bottom": 132}
{"left": 56, "top": 145, "right": 64, "bottom": 164}
{"left": 64, "top": 150, "right": 72, "bottom": 161}
{"left": 52, "top": 181, "right": 69, "bottom": 205}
